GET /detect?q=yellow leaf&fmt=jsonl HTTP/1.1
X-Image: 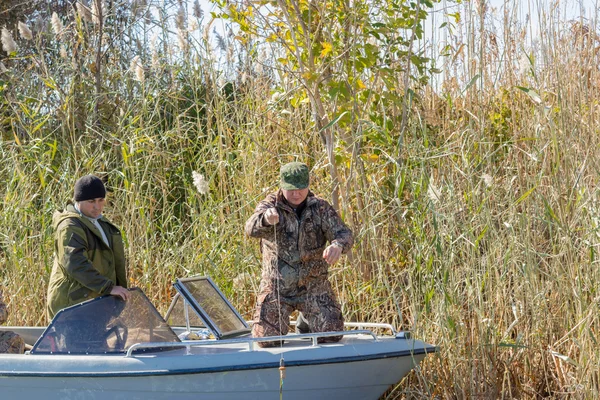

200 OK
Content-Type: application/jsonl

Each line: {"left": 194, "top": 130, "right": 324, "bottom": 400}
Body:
{"left": 302, "top": 71, "right": 313, "bottom": 80}
{"left": 514, "top": 186, "right": 537, "bottom": 206}
{"left": 356, "top": 79, "right": 366, "bottom": 90}
{"left": 320, "top": 41, "right": 333, "bottom": 58}
{"left": 43, "top": 78, "right": 57, "bottom": 90}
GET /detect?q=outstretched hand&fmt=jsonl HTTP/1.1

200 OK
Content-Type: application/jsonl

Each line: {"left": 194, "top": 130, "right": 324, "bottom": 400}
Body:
{"left": 110, "top": 286, "right": 129, "bottom": 301}
{"left": 264, "top": 207, "right": 280, "bottom": 225}
{"left": 323, "top": 243, "right": 343, "bottom": 265}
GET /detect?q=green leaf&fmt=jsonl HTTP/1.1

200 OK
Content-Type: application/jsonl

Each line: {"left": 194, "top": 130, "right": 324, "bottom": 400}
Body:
{"left": 514, "top": 186, "right": 537, "bottom": 206}
{"left": 550, "top": 351, "right": 578, "bottom": 367}
{"left": 424, "top": 287, "right": 435, "bottom": 313}
{"left": 498, "top": 342, "right": 528, "bottom": 349}
{"left": 516, "top": 86, "right": 542, "bottom": 105}
{"left": 475, "top": 225, "right": 488, "bottom": 249}
{"left": 320, "top": 111, "right": 349, "bottom": 132}
{"left": 461, "top": 74, "right": 480, "bottom": 96}
{"left": 543, "top": 197, "right": 560, "bottom": 224}
{"left": 30, "top": 115, "right": 50, "bottom": 134}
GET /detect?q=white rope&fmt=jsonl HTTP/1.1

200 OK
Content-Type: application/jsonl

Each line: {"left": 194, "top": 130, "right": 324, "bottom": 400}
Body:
{"left": 272, "top": 204, "right": 286, "bottom": 399}
{"left": 274, "top": 213, "right": 284, "bottom": 347}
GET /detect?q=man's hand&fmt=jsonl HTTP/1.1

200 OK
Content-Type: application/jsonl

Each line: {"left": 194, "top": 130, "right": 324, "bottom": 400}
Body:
{"left": 264, "top": 208, "right": 280, "bottom": 225}
{"left": 323, "top": 243, "right": 343, "bottom": 265}
{"left": 110, "top": 286, "right": 129, "bottom": 301}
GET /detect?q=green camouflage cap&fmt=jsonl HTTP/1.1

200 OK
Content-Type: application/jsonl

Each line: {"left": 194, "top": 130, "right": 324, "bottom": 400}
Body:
{"left": 280, "top": 162, "right": 309, "bottom": 190}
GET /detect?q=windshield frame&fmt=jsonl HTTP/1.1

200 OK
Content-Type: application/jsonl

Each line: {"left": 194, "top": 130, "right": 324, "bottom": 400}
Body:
{"left": 31, "top": 288, "right": 180, "bottom": 355}
{"left": 169, "top": 276, "right": 250, "bottom": 339}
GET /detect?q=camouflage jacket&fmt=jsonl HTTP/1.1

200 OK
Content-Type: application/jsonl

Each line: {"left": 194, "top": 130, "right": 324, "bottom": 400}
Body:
{"left": 0, "top": 290, "right": 7, "bottom": 324}
{"left": 245, "top": 191, "right": 353, "bottom": 297}
{"left": 46, "top": 203, "right": 127, "bottom": 319}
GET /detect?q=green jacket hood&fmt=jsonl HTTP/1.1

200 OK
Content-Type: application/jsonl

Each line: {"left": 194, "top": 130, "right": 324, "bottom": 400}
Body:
{"left": 52, "top": 203, "right": 80, "bottom": 230}
{"left": 52, "top": 203, "right": 111, "bottom": 231}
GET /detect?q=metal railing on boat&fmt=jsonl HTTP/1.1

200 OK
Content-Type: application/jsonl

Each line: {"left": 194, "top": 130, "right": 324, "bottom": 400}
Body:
{"left": 341, "top": 322, "right": 396, "bottom": 335}
{"left": 125, "top": 329, "right": 379, "bottom": 357}
{"left": 340, "top": 323, "right": 411, "bottom": 339}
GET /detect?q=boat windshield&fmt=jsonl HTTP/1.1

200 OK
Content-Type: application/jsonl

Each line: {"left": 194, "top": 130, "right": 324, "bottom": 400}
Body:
{"left": 31, "top": 288, "right": 180, "bottom": 354}
{"left": 166, "top": 276, "right": 250, "bottom": 339}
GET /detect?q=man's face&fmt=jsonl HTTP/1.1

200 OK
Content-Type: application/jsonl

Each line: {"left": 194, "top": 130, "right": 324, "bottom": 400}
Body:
{"left": 78, "top": 197, "right": 106, "bottom": 219}
{"left": 282, "top": 188, "right": 309, "bottom": 206}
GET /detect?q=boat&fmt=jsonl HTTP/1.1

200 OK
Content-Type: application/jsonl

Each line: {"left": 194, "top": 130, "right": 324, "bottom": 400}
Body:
{"left": 0, "top": 276, "right": 436, "bottom": 399}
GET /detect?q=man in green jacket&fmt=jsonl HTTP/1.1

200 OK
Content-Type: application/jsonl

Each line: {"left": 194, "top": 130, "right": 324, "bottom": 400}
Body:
{"left": 46, "top": 175, "right": 129, "bottom": 320}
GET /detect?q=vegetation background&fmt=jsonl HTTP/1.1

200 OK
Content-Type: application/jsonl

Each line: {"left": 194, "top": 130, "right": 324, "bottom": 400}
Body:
{"left": 1, "top": 0, "right": 599, "bottom": 398}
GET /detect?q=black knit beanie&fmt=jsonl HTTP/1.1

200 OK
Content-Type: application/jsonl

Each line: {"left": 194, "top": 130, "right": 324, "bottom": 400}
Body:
{"left": 74, "top": 175, "right": 106, "bottom": 201}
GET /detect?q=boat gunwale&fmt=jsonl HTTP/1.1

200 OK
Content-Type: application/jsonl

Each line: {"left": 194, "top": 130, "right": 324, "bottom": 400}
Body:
{"left": 126, "top": 329, "right": 380, "bottom": 355}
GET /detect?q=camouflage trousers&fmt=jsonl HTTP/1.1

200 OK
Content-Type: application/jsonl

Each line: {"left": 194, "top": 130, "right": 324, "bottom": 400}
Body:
{"left": 0, "top": 331, "right": 24, "bottom": 354}
{"left": 251, "top": 279, "right": 343, "bottom": 348}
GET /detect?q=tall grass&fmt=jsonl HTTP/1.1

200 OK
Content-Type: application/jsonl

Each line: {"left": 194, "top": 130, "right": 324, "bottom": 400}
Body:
{"left": 1, "top": 0, "right": 600, "bottom": 398}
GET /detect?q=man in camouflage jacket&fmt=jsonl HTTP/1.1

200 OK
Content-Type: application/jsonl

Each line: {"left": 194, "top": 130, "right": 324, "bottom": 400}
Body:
{"left": 245, "top": 162, "right": 353, "bottom": 346}
{"left": 0, "top": 289, "right": 25, "bottom": 353}
{"left": 47, "top": 175, "right": 129, "bottom": 320}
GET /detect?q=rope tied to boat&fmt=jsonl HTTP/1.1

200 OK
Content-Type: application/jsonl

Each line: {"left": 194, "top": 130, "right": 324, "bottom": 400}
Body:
{"left": 279, "top": 357, "right": 286, "bottom": 398}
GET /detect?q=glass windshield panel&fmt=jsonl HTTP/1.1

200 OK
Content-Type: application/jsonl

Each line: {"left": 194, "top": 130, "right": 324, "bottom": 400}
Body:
{"left": 180, "top": 278, "right": 247, "bottom": 334}
{"left": 166, "top": 293, "right": 206, "bottom": 328}
{"left": 32, "top": 288, "right": 180, "bottom": 354}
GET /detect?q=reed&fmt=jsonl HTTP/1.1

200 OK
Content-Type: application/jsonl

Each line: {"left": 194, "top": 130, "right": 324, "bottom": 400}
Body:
{"left": 1, "top": 0, "right": 599, "bottom": 398}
